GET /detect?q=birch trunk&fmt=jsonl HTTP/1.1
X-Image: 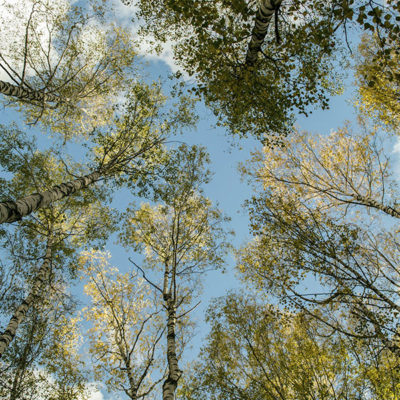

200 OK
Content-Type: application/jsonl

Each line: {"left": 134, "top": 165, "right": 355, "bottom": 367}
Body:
{"left": 0, "top": 170, "right": 102, "bottom": 224}
{"left": 162, "top": 299, "right": 181, "bottom": 400}
{"left": 0, "top": 242, "right": 53, "bottom": 357}
{"left": 354, "top": 194, "right": 400, "bottom": 219}
{"left": 123, "top": 356, "right": 138, "bottom": 400}
{"left": 0, "top": 80, "right": 60, "bottom": 103}
{"left": 245, "top": 0, "right": 283, "bottom": 66}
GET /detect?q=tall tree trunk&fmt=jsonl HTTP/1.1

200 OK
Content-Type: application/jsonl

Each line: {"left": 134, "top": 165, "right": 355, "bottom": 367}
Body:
{"left": 162, "top": 299, "right": 181, "bottom": 400}
{"left": 245, "top": 0, "right": 283, "bottom": 66}
{"left": 0, "top": 80, "right": 60, "bottom": 103}
{"left": 0, "top": 241, "right": 53, "bottom": 357}
{"left": 0, "top": 170, "right": 101, "bottom": 224}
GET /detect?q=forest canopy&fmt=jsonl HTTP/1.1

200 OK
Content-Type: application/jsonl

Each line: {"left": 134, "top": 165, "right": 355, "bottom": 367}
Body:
{"left": 0, "top": 0, "right": 399, "bottom": 399}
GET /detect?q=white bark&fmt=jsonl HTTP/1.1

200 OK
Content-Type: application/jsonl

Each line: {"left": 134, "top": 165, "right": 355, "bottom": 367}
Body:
{"left": 246, "top": 0, "right": 283, "bottom": 66}
{"left": 0, "top": 170, "right": 102, "bottom": 224}
{"left": 0, "top": 242, "right": 53, "bottom": 357}
{"left": 0, "top": 80, "right": 60, "bottom": 103}
{"left": 162, "top": 300, "right": 181, "bottom": 400}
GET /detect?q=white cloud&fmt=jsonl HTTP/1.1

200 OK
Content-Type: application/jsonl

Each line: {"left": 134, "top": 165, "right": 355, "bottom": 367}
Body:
{"left": 87, "top": 390, "right": 104, "bottom": 400}
{"left": 0, "top": 0, "right": 70, "bottom": 82}
{"left": 111, "top": 0, "right": 186, "bottom": 77}
{"left": 110, "top": 0, "right": 138, "bottom": 24}
{"left": 137, "top": 38, "right": 181, "bottom": 74}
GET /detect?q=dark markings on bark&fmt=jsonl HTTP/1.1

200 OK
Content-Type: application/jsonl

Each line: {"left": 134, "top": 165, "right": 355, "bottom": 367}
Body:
{"left": 0, "top": 242, "right": 53, "bottom": 357}
{"left": 162, "top": 299, "right": 182, "bottom": 400}
{"left": 0, "top": 80, "right": 60, "bottom": 103}
{"left": 355, "top": 194, "right": 400, "bottom": 219}
{"left": 245, "top": 0, "right": 283, "bottom": 66}
{"left": 0, "top": 170, "right": 102, "bottom": 224}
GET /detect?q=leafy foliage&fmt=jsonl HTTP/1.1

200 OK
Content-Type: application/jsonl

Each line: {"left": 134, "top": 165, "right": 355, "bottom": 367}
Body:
{"left": 120, "top": 145, "right": 231, "bottom": 282}
{"left": 80, "top": 250, "right": 164, "bottom": 399}
{"left": 0, "top": 279, "right": 88, "bottom": 400}
{"left": 355, "top": 34, "right": 400, "bottom": 131}
{"left": 239, "top": 125, "right": 400, "bottom": 346}
{"left": 128, "top": 0, "right": 399, "bottom": 140}
{"left": 179, "top": 294, "right": 400, "bottom": 400}
{"left": 0, "top": 0, "right": 138, "bottom": 139}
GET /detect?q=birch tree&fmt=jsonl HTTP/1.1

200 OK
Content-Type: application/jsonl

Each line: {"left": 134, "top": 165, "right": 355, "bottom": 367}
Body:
{"left": 0, "top": 0, "right": 137, "bottom": 138}
{"left": 0, "top": 81, "right": 196, "bottom": 224}
{"left": 180, "top": 294, "right": 400, "bottom": 400}
{"left": 80, "top": 250, "right": 165, "bottom": 400}
{"left": 245, "top": 0, "right": 283, "bottom": 66}
{"left": 0, "top": 136, "right": 115, "bottom": 355}
{"left": 0, "top": 275, "right": 88, "bottom": 400}
{"left": 0, "top": 239, "right": 53, "bottom": 357}
{"left": 239, "top": 124, "right": 400, "bottom": 349}
{"left": 120, "top": 145, "right": 231, "bottom": 400}
{"left": 180, "top": 294, "right": 360, "bottom": 400}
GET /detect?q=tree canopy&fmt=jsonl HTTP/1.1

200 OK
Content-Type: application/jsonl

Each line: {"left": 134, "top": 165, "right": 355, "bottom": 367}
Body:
{"left": 126, "top": 0, "right": 399, "bottom": 141}
{"left": 239, "top": 123, "right": 400, "bottom": 349}
{"left": 0, "top": 0, "right": 400, "bottom": 399}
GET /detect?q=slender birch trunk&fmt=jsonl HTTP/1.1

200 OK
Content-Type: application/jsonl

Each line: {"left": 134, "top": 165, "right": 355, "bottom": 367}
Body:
{"left": 0, "top": 241, "right": 53, "bottom": 357}
{"left": 0, "top": 80, "right": 60, "bottom": 103}
{"left": 245, "top": 0, "right": 283, "bottom": 66}
{"left": 354, "top": 194, "right": 400, "bottom": 219}
{"left": 161, "top": 258, "right": 181, "bottom": 400}
{"left": 0, "top": 170, "right": 101, "bottom": 224}
{"left": 123, "top": 356, "right": 138, "bottom": 399}
{"left": 117, "top": 338, "right": 138, "bottom": 400}
{"left": 162, "top": 298, "right": 181, "bottom": 400}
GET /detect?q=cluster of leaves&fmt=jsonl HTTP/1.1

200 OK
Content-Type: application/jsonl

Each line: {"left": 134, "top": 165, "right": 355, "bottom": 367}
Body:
{"left": 239, "top": 123, "right": 400, "bottom": 348}
{"left": 128, "top": 0, "right": 399, "bottom": 141}
{"left": 80, "top": 250, "right": 165, "bottom": 399}
{"left": 132, "top": 0, "right": 338, "bottom": 140}
{"left": 120, "top": 145, "right": 231, "bottom": 283}
{"left": 179, "top": 294, "right": 400, "bottom": 400}
{"left": 355, "top": 34, "right": 400, "bottom": 131}
{"left": 0, "top": 268, "right": 88, "bottom": 400}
